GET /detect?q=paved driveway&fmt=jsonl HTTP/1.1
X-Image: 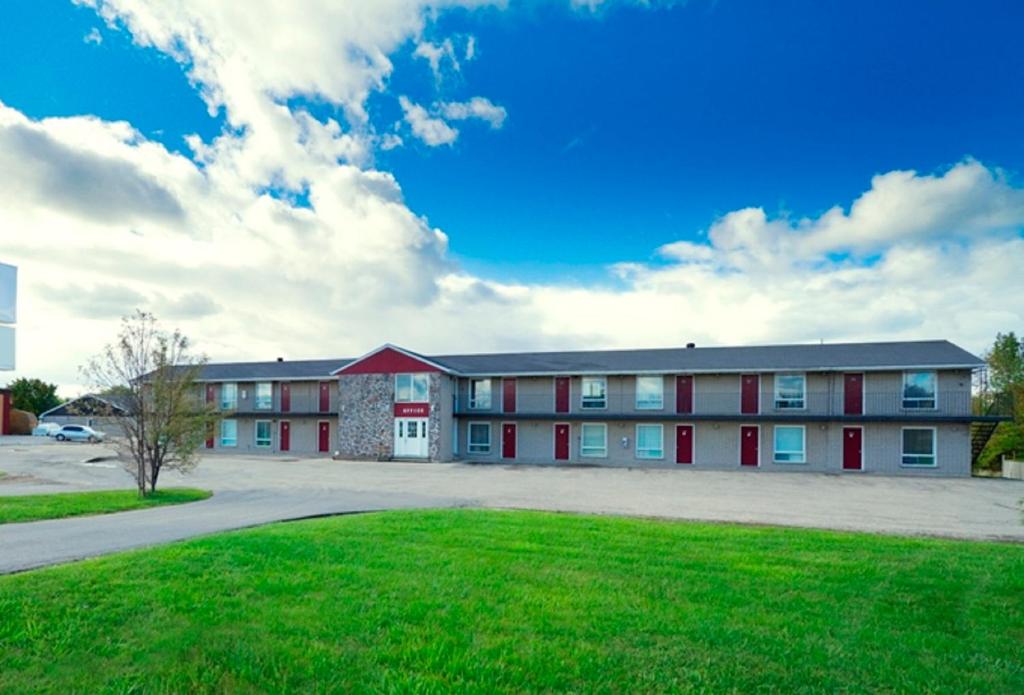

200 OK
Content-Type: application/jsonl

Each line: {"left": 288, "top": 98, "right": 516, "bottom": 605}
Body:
{"left": 1, "top": 437, "right": 1022, "bottom": 573}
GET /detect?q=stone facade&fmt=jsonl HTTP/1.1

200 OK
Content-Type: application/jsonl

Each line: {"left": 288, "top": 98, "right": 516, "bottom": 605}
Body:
{"left": 337, "top": 373, "right": 394, "bottom": 460}
{"left": 337, "top": 372, "right": 446, "bottom": 461}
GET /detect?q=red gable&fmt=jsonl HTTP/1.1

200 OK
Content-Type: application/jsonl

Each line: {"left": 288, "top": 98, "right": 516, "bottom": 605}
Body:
{"left": 335, "top": 346, "right": 446, "bottom": 375}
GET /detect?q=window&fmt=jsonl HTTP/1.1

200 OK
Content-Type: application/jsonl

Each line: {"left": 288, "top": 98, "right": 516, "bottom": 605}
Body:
{"left": 773, "top": 426, "right": 806, "bottom": 463}
{"left": 469, "top": 379, "right": 492, "bottom": 409}
{"left": 902, "top": 371, "right": 936, "bottom": 409}
{"left": 220, "top": 419, "right": 237, "bottom": 447}
{"left": 254, "top": 382, "right": 272, "bottom": 410}
{"left": 581, "top": 423, "right": 607, "bottom": 457}
{"left": 581, "top": 377, "right": 607, "bottom": 409}
{"left": 774, "top": 374, "right": 806, "bottom": 409}
{"left": 255, "top": 420, "right": 272, "bottom": 447}
{"left": 635, "top": 424, "right": 664, "bottom": 459}
{"left": 220, "top": 383, "right": 237, "bottom": 410}
{"left": 396, "top": 373, "right": 430, "bottom": 402}
{"left": 635, "top": 376, "right": 664, "bottom": 410}
{"left": 902, "top": 428, "right": 936, "bottom": 466}
{"left": 468, "top": 422, "right": 491, "bottom": 454}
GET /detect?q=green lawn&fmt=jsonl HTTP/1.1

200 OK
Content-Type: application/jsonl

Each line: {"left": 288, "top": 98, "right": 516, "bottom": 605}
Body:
{"left": 1, "top": 511, "right": 1022, "bottom": 693}
{"left": 0, "top": 488, "right": 211, "bottom": 524}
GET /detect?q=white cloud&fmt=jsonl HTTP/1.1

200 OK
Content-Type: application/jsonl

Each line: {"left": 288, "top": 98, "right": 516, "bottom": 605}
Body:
{"left": 84, "top": 27, "right": 103, "bottom": 44}
{"left": 440, "top": 97, "right": 507, "bottom": 129}
{"left": 399, "top": 96, "right": 459, "bottom": 146}
{"left": 414, "top": 38, "right": 459, "bottom": 80}
{"left": 1, "top": 1, "right": 1021, "bottom": 396}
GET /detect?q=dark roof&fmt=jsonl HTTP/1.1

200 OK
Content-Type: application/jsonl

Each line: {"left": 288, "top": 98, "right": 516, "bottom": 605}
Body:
{"left": 431, "top": 340, "right": 983, "bottom": 375}
{"left": 194, "top": 340, "right": 982, "bottom": 380}
{"left": 195, "top": 358, "right": 352, "bottom": 381}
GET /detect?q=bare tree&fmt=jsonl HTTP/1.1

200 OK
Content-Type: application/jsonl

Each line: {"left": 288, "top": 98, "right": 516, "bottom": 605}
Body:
{"left": 82, "top": 311, "right": 217, "bottom": 496}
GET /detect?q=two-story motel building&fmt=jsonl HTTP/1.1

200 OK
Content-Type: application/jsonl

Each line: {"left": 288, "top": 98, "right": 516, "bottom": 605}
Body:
{"left": 194, "top": 340, "right": 997, "bottom": 477}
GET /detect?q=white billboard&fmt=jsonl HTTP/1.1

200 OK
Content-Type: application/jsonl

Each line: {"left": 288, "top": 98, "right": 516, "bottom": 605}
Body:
{"left": 0, "top": 325, "right": 13, "bottom": 370}
{"left": 0, "top": 262, "right": 15, "bottom": 325}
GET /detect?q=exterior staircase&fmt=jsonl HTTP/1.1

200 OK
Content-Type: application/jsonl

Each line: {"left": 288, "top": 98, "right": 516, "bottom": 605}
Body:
{"left": 970, "top": 421, "right": 1000, "bottom": 467}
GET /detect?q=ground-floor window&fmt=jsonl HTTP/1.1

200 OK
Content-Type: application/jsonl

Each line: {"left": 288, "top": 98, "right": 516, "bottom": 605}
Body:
{"left": 773, "top": 425, "right": 806, "bottom": 463}
{"left": 255, "top": 420, "right": 272, "bottom": 448}
{"left": 635, "top": 424, "right": 664, "bottom": 459}
{"left": 901, "top": 427, "right": 936, "bottom": 466}
{"left": 581, "top": 423, "right": 607, "bottom": 457}
{"left": 220, "top": 419, "right": 237, "bottom": 447}
{"left": 468, "top": 422, "right": 491, "bottom": 454}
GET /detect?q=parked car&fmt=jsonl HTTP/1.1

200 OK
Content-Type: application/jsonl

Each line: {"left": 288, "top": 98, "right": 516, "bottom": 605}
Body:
{"left": 54, "top": 425, "right": 106, "bottom": 443}
{"left": 32, "top": 422, "right": 63, "bottom": 437}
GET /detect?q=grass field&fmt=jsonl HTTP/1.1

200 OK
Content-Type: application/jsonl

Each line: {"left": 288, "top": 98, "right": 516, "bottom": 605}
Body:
{"left": 0, "top": 488, "right": 211, "bottom": 524}
{"left": 1, "top": 510, "right": 1022, "bottom": 693}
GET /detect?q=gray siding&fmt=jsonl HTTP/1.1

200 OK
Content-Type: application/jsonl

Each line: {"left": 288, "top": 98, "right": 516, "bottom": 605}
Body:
{"left": 455, "top": 420, "right": 970, "bottom": 476}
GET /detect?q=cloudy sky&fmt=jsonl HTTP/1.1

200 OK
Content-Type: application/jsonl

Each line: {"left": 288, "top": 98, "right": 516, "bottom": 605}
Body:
{"left": 2, "top": 0, "right": 1023, "bottom": 393}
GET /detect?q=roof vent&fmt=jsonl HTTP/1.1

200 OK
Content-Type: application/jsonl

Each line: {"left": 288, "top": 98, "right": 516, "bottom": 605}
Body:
{"left": 685, "top": 342, "right": 696, "bottom": 349}
{"left": 276, "top": 357, "right": 284, "bottom": 362}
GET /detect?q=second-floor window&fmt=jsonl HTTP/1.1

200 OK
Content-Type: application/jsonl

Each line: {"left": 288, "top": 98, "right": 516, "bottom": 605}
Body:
{"left": 255, "top": 382, "right": 272, "bottom": 410}
{"left": 469, "top": 379, "right": 491, "bottom": 409}
{"left": 635, "top": 376, "right": 663, "bottom": 410}
{"left": 396, "top": 373, "right": 430, "bottom": 402}
{"left": 220, "top": 383, "right": 237, "bottom": 410}
{"left": 774, "top": 374, "right": 806, "bottom": 409}
{"left": 581, "top": 377, "right": 607, "bottom": 409}
{"left": 902, "top": 371, "right": 936, "bottom": 409}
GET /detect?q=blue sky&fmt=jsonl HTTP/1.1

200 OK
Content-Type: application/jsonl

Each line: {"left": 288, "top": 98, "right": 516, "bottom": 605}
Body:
{"left": 4, "top": 0, "right": 1023, "bottom": 285}
{"left": 2, "top": 0, "right": 1023, "bottom": 389}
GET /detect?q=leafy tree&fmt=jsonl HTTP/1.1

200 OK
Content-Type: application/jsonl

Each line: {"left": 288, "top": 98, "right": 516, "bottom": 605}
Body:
{"left": 6, "top": 378, "right": 61, "bottom": 415}
{"left": 978, "top": 331, "right": 1024, "bottom": 468}
{"left": 81, "top": 311, "right": 218, "bottom": 497}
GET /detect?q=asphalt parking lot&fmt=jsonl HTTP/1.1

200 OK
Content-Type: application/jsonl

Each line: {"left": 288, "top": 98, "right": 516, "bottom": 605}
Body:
{"left": 1, "top": 436, "right": 1022, "bottom": 572}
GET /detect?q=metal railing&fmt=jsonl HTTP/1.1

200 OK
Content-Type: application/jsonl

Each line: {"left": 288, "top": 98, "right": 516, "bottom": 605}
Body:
{"left": 454, "top": 390, "right": 974, "bottom": 418}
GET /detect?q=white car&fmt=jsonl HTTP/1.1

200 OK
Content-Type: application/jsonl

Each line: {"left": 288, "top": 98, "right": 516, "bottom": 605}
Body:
{"left": 32, "top": 423, "right": 63, "bottom": 437}
{"left": 54, "top": 425, "right": 106, "bottom": 443}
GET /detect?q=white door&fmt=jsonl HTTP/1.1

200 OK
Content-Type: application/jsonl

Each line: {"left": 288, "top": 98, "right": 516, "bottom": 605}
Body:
{"left": 394, "top": 418, "right": 429, "bottom": 458}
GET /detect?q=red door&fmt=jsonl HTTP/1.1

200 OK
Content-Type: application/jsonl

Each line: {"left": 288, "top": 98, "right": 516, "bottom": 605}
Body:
{"left": 554, "top": 423, "right": 570, "bottom": 460}
{"left": 741, "top": 375, "right": 759, "bottom": 414}
{"left": 281, "top": 383, "right": 291, "bottom": 412}
{"left": 204, "top": 384, "right": 215, "bottom": 448}
{"left": 844, "top": 373, "right": 863, "bottom": 415}
{"left": 503, "top": 378, "right": 517, "bottom": 413}
{"left": 675, "top": 425, "right": 693, "bottom": 464}
{"left": 675, "top": 375, "right": 693, "bottom": 414}
{"left": 502, "top": 423, "right": 516, "bottom": 459}
{"left": 843, "top": 427, "right": 862, "bottom": 470}
{"left": 555, "top": 377, "right": 570, "bottom": 413}
{"left": 319, "top": 382, "right": 330, "bottom": 412}
{"left": 740, "top": 426, "right": 759, "bottom": 466}
{"left": 280, "top": 421, "right": 291, "bottom": 452}
{"left": 318, "top": 421, "right": 330, "bottom": 453}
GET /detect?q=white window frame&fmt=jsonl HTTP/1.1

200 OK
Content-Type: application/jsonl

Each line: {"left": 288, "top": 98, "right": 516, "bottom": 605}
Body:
{"left": 220, "top": 419, "right": 237, "bottom": 447}
{"left": 468, "top": 378, "right": 492, "bottom": 410}
{"left": 220, "top": 383, "right": 237, "bottom": 411}
{"left": 254, "top": 382, "right": 272, "bottom": 410}
{"left": 254, "top": 420, "right": 272, "bottom": 448}
{"left": 580, "top": 423, "right": 608, "bottom": 457}
{"left": 635, "top": 424, "right": 664, "bottom": 460}
{"left": 467, "top": 422, "right": 491, "bottom": 454}
{"left": 581, "top": 377, "right": 607, "bottom": 410}
{"left": 635, "top": 376, "right": 664, "bottom": 410}
{"left": 901, "top": 427, "right": 937, "bottom": 467}
{"left": 773, "top": 373, "right": 806, "bottom": 410}
{"left": 395, "top": 373, "right": 430, "bottom": 403}
{"left": 902, "top": 371, "right": 937, "bottom": 410}
{"left": 772, "top": 425, "right": 806, "bottom": 464}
